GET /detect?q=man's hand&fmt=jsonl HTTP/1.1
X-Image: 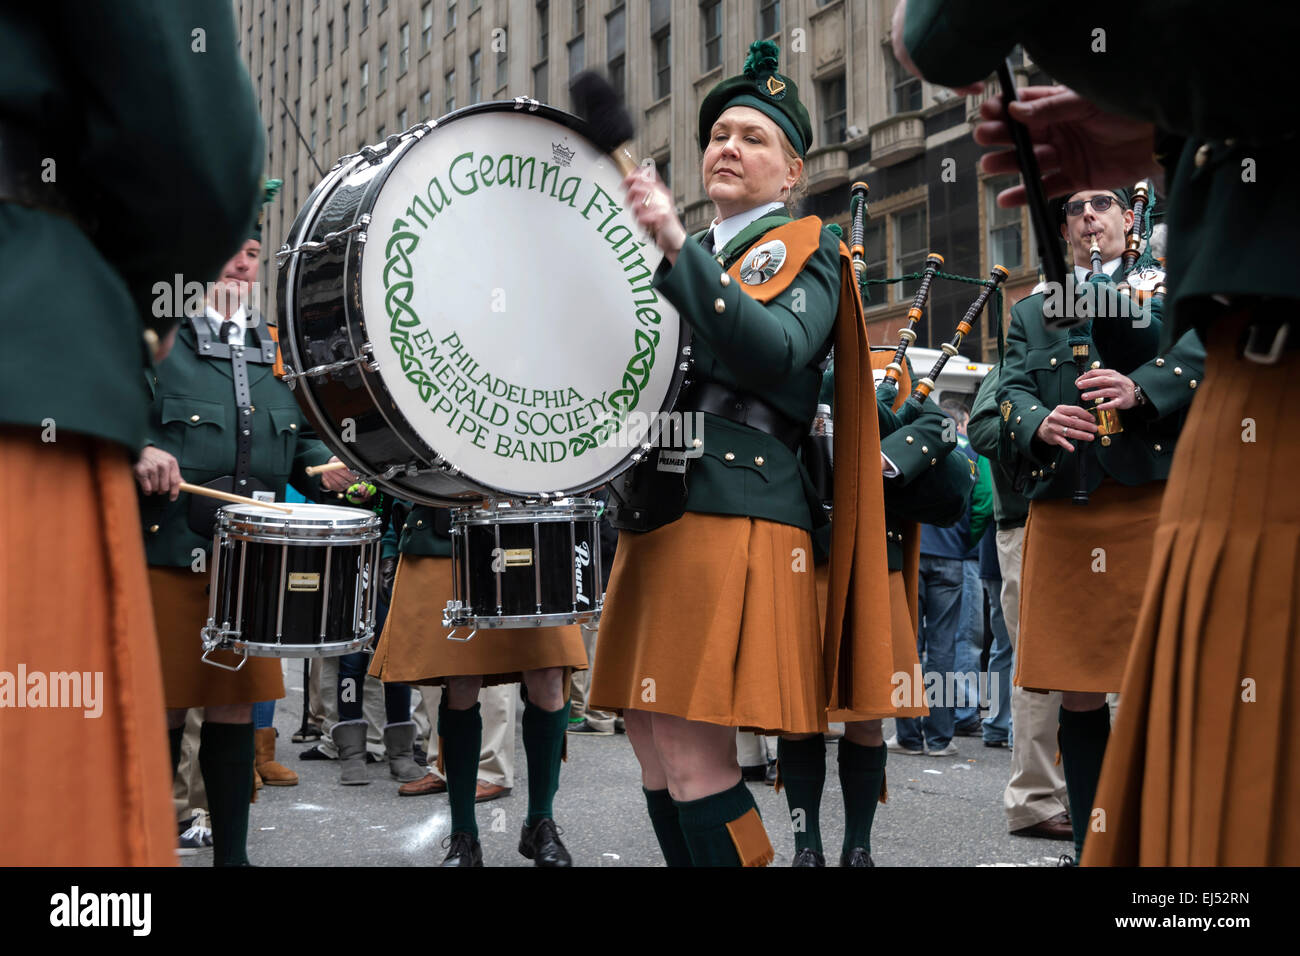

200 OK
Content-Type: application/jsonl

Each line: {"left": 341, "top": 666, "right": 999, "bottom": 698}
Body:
{"left": 134, "top": 446, "right": 183, "bottom": 500}
{"left": 319, "top": 457, "right": 359, "bottom": 492}
{"left": 975, "top": 86, "right": 1163, "bottom": 206}
{"left": 1076, "top": 369, "right": 1137, "bottom": 412}
{"left": 1035, "top": 404, "right": 1098, "bottom": 452}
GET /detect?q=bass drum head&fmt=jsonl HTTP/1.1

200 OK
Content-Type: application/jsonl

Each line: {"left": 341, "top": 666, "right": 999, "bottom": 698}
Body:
{"left": 357, "top": 102, "right": 684, "bottom": 499}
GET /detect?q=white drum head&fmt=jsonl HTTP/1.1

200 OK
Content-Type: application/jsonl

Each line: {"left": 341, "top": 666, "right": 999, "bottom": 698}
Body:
{"left": 360, "top": 106, "right": 682, "bottom": 497}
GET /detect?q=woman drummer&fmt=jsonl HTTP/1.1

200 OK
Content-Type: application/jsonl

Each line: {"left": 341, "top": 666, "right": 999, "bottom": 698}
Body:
{"left": 589, "top": 41, "right": 896, "bottom": 866}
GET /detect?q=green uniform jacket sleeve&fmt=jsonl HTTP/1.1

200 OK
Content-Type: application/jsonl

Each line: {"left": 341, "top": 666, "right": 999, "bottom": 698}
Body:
{"left": 655, "top": 233, "right": 839, "bottom": 389}
{"left": 882, "top": 399, "right": 973, "bottom": 527}
{"left": 968, "top": 366, "right": 1003, "bottom": 462}
{"left": 1128, "top": 329, "right": 1206, "bottom": 421}
{"left": 397, "top": 505, "right": 454, "bottom": 557}
{"left": 288, "top": 435, "right": 330, "bottom": 503}
{"left": 902, "top": 0, "right": 1035, "bottom": 89}
{"left": 969, "top": 455, "right": 994, "bottom": 547}
{"left": 998, "top": 300, "right": 1057, "bottom": 469}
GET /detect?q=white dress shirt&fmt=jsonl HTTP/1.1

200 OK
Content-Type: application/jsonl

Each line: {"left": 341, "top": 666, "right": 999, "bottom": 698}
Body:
{"left": 709, "top": 201, "right": 786, "bottom": 254}
{"left": 202, "top": 305, "right": 249, "bottom": 346}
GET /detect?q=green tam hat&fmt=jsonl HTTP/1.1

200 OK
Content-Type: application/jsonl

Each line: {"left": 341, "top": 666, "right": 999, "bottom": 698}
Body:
{"left": 250, "top": 177, "right": 283, "bottom": 241}
{"left": 698, "top": 40, "right": 813, "bottom": 158}
{"left": 1054, "top": 186, "right": 1131, "bottom": 230}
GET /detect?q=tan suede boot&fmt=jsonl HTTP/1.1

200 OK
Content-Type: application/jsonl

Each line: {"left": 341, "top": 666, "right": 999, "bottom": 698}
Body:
{"left": 254, "top": 727, "right": 299, "bottom": 786}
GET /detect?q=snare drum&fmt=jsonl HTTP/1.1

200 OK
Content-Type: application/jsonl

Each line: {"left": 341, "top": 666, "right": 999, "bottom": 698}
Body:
{"left": 277, "top": 99, "right": 691, "bottom": 506}
{"left": 201, "top": 503, "right": 381, "bottom": 668}
{"left": 443, "top": 498, "right": 603, "bottom": 635}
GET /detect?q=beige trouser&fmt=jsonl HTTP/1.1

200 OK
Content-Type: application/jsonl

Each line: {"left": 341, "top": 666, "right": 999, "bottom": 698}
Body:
{"left": 418, "top": 682, "right": 517, "bottom": 788}
{"left": 172, "top": 708, "right": 206, "bottom": 824}
{"left": 570, "top": 623, "right": 616, "bottom": 732}
{"left": 998, "top": 525, "right": 1069, "bottom": 831}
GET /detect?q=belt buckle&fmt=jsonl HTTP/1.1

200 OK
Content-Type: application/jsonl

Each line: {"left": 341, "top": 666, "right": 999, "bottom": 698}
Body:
{"left": 1243, "top": 322, "right": 1289, "bottom": 366}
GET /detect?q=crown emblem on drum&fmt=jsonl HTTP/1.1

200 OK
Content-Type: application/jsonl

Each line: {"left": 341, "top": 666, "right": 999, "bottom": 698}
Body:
{"left": 551, "top": 142, "right": 576, "bottom": 167}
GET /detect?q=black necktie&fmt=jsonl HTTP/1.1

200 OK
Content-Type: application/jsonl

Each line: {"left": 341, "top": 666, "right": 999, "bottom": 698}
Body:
{"left": 701, "top": 228, "right": 716, "bottom": 253}
{"left": 220, "top": 320, "right": 239, "bottom": 345}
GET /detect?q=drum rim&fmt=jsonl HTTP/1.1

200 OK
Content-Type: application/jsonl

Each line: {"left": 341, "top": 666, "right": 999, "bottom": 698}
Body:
{"left": 449, "top": 502, "right": 603, "bottom": 525}
{"left": 216, "top": 502, "right": 381, "bottom": 538}
{"left": 282, "top": 98, "right": 692, "bottom": 506}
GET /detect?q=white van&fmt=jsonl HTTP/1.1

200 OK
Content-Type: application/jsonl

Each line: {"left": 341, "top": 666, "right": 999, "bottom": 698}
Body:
{"left": 873, "top": 346, "right": 993, "bottom": 414}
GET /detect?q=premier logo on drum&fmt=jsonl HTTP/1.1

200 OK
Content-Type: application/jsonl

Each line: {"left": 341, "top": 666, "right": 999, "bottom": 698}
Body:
{"left": 0, "top": 665, "right": 104, "bottom": 718}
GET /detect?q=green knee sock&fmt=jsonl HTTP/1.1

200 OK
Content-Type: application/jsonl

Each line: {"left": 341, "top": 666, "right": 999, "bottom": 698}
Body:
{"left": 169, "top": 725, "right": 184, "bottom": 778}
{"left": 522, "top": 698, "right": 571, "bottom": 826}
{"left": 674, "top": 779, "right": 773, "bottom": 867}
{"left": 1059, "top": 705, "right": 1111, "bottom": 858}
{"left": 776, "top": 735, "right": 826, "bottom": 854}
{"left": 438, "top": 700, "right": 483, "bottom": 839}
{"left": 643, "top": 787, "right": 693, "bottom": 867}
{"left": 198, "top": 721, "right": 254, "bottom": 867}
{"left": 839, "top": 740, "right": 887, "bottom": 855}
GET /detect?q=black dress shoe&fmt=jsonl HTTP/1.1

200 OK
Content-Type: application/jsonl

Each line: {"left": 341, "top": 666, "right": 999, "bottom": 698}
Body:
{"left": 791, "top": 848, "right": 825, "bottom": 867}
{"left": 440, "top": 832, "right": 483, "bottom": 867}
{"left": 740, "top": 763, "right": 767, "bottom": 781}
{"left": 840, "top": 847, "right": 875, "bottom": 867}
{"left": 518, "top": 818, "right": 572, "bottom": 867}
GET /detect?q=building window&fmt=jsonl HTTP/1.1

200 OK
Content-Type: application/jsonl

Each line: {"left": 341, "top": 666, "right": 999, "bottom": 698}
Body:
{"left": 380, "top": 0, "right": 388, "bottom": 11}
{"left": 888, "top": 47, "right": 922, "bottom": 114}
{"left": 758, "top": 0, "right": 780, "bottom": 39}
{"left": 652, "top": 28, "right": 671, "bottom": 101}
{"left": 606, "top": 7, "right": 625, "bottom": 98}
{"left": 421, "top": 2, "right": 433, "bottom": 51}
{"left": 818, "top": 75, "right": 846, "bottom": 144}
{"left": 340, "top": 79, "right": 349, "bottom": 126}
{"left": 359, "top": 61, "right": 368, "bottom": 109}
{"left": 496, "top": 39, "right": 509, "bottom": 90}
{"left": 861, "top": 220, "right": 888, "bottom": 292}
{"left": 327, "top": 19, "right": 334, "bottom": 62}
{"left": 399, "top": 23, "right": 410, "bottom": 74}
{"left": 701, "top": 0, "right": 722, "bottom": 72}
{"left": 470, "top": 0, "right": 480, "bottom": 11}
{"left": 378, "top": 43, "right": 388, "bottom": 93}
{"left": 312, "top": 35, "right": 318, "bottom": 78}
{"left": 533, "top": 62, "right": 548, "bottom": 102}
{"left": 893, "top": 206, "right": 930, "bottom": 302}
{"left": 987, "top": 175, "right": 1024, "bottom": 272}
{"left": 447, "top": 0, "right": 456, "bottom": 32}
{"left": 469, "top": 49, "right": 482, "bottom": 103}
{"left": 342, "top": 3, "right": 350, "bottom": 48}
{"left": 568, "top": 36, "right": 585, "bottom": 80}
{"left": 445, "top": 69, "right": 456, "bottom": 112}
{"left": 398, "top": 107, "right": 408, "bottom": 130}
{"left": 419, "top": 88, "right": 432, "bottom": 121}
{"left": 573, "top": 0, "right": 585, "bottom": 35}
{"left": 309, "top": 109, "right": 317, "bottom": 152}
{"left": 536, "top": 1, "right": 549, "bottom": 60}
{"left": 378, "top": 124, "right": 386, "bottom": 140}
{"left": 655, "top": 154, "right": 671, "bottom": 190}
{"left": 361, "top": 0, "right": 370, "bottom": 31}
{"left": 325, "top": 94, "right": 332, "bottom": 139}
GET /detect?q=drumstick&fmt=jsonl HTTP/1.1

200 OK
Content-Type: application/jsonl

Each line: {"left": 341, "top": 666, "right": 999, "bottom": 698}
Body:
{"left": 305, "top": 461, "right": 348, "bottom": 476}
{"left": 570, "top": 71, "right": 638, "bottom": 177}
{"left": 178, "top": 482, "right": 294, "bottom": 513}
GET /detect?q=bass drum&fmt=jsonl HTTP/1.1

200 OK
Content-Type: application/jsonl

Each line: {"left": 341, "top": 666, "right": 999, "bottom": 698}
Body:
{"left": 277, "top": 99, "right": 690, "bottom": 505}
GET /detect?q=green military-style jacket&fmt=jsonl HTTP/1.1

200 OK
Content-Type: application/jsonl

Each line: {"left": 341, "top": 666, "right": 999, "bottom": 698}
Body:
{"left": 902, "top": 1, "right": 1296, "bottom": 346}
{"left": 969, "top": 365, "right": 1030, "bottom": 530}
{"left": 654, "top": 214, "right": 840, "bottom": 531}
{"left": 388, "top": 504, "right": 453, "bottom": 557}
{"left": 0, "top": 2, "right": 265, "bottom": 452}
{"left": 139, "top": 321, "right": 330, "bottom": 566}
{"left": 997, "top": 277, "right": 1206, "bottom": 500}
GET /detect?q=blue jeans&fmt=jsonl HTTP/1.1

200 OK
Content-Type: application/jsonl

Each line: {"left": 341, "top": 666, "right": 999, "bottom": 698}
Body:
{"left": 896, "top": 556, "right": 964, "bottom": 751}
{"left": 981, "top": 577, "right": 1013, "bottom": 744}
{"left": 251, "top": 699, "right": 275, "bottom": 729}
{"left": 953, "top": 559, "right": 985, "bottom": 728}
{"left": 337, "top": 587, "right": 411, "bottom": 725}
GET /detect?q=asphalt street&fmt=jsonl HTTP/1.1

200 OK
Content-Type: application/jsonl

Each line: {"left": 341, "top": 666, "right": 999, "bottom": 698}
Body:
{"left": 179, "top": 661, "right": 1073, "bottom": 868}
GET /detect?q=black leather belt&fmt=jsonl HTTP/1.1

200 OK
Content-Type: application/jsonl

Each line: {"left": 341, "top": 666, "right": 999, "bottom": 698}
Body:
{"left": 0, "top": 123, "right": 89, "bottom": 230}
{"left": 682, "top": 382, "right": 805, "bottom": 452}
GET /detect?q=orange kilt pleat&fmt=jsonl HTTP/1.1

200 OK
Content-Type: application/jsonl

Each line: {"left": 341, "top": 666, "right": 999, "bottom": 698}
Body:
{"left": 369, "top": 555, "right": 587, "bottom": 686}
{"left": 0, "top": 428, "right": 175, "bottom": 865}
{"left": 828, "top": 567, "right": 928, "bottom": 722}
{"left": 1015, "top": 479, "right": 1165, "bottom": 694}
{"left": 589, "top": 512, "right": 826, "bottom": 736}
{"left": 150, "top": 566, "right": 285, "bottom": 709}
{"left": 1085, "top": 311, "right": 1300, "bottom": 866}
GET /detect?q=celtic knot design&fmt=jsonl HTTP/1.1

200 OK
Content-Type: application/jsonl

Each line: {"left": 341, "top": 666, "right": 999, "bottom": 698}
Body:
{"left": 383, "top": 228, "right": 433, "bottom": 402}
{"left": 569, "top": 326, "right": 660, "bottom": 457}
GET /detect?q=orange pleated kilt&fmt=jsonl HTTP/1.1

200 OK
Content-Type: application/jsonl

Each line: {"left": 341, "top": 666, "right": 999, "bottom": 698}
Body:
{"left": 369, "top": 555, "right": 586, "bottom": 686}
{"left": 1015, "top": 479, "right": 1165, "bottom": 694}
{"left": 824, "top": 566, "right": 928, "bottom": 722}
{"left": 0, "top": 427, "right": 175, "bottom": 865}
{"left": 589, "top": 512, "right": 826, "bottom": 735}
{"left": 150, "top": 566, "right": 285, "bottom": 709}
{"left": 1085, "top": 311, "right": 1300, "bottom": 866}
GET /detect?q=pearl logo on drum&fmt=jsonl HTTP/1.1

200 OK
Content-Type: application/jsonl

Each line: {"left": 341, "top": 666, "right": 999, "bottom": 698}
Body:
{"left": 575, "top": 541, "right": 591, "bottom": 606}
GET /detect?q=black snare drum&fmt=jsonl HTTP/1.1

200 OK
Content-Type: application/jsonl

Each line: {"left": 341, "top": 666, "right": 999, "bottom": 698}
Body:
{"left": 201, "top": 503, "right": 381, "bottom": 668}
{"left": 443, "top": 498, "right": 602, "bottom": 637}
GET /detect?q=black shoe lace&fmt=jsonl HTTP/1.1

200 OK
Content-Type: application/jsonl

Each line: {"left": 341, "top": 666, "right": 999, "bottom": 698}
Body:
{"left": 441, "top": 832, "right": 475, "bottom": 856}
{"left": 1058, "top": 853, "right": 1077, "bottom": 867}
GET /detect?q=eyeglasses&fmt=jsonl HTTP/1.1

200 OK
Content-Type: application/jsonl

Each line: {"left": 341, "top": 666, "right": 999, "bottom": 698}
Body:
{"left": 1064, "top": 195, "right": 1122, "bottom": 217}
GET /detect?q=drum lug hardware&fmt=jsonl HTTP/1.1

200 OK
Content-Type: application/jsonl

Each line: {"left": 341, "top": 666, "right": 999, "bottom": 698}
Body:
{"left": 360, "top": 340, "right": 380, "bottom": 372}
{"left": 274, "top": 217, "right": 371, "bottom": 266}
{"left": 446, "top": 628, "right": 478, "bottom": 643}
{"left": 281, "top": 343, "right": 378, "bottom": 385}
{"left": 513, "top": 96, "right": 541, "bottom": 113}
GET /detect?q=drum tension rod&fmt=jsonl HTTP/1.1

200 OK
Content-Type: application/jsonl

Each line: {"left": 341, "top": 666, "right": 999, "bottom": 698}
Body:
{"left": 275, "top": 216, "right": 371, "bottom": 266}
{"left": 280, "top": 343, "right": 379, "bottom": 385}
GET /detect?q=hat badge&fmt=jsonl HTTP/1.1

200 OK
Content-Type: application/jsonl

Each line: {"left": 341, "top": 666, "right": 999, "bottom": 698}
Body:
{"left": 765, "top": 75, "right": 786, "bottom": 97}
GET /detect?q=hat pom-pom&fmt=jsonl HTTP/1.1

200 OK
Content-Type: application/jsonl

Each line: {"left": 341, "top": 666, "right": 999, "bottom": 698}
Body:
{"left": 743, "top": 39, "right": 781, "bottom": 79}
{"left": 263, "top": 177, "right": 283, "bottom": 204}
